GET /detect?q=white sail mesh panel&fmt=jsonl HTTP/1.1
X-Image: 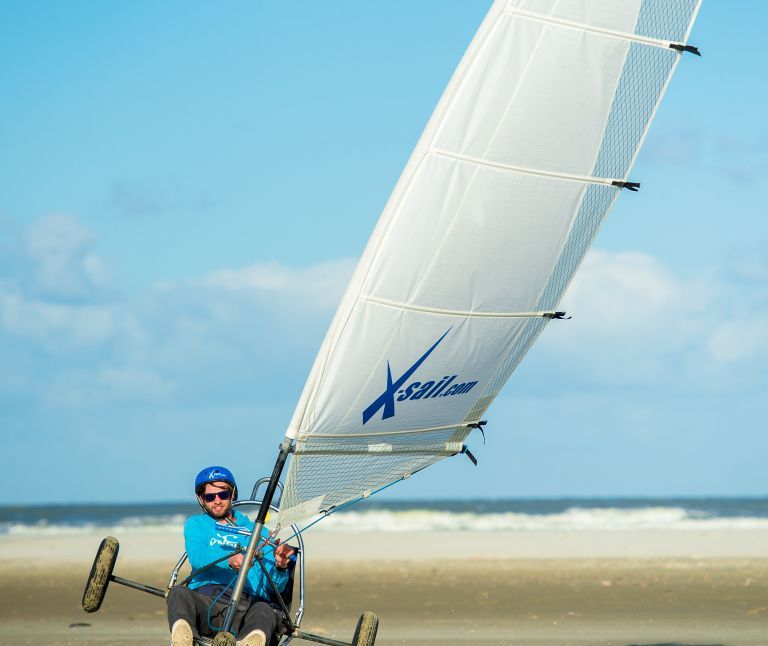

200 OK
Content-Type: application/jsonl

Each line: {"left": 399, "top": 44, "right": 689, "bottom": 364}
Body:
{"left": 634, "top": 0, "right": 700, "bottom": 42}
{"left": 279, "top": 427, "right": 471, "bottom": 526}
{"left": 592, "top": 44, "right": 679, "bottom": 180}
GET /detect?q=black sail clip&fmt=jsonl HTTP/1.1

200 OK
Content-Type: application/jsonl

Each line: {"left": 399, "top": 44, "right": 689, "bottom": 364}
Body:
{"left": 669, "top": 43, "right": 701, "bottom": 56}
{"left": 612, "top": 180, "right": 641, "bottom": 192}
{"left": 467, "top": 420, "right": 487, "bottom": 444}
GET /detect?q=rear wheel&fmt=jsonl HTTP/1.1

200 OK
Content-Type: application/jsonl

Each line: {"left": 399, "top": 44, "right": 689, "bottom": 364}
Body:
{"left": 352, "top": 611, "right": 379, "bottom": 646}
{"left": 82, "top": 536, "right": 119, "bottom": 613}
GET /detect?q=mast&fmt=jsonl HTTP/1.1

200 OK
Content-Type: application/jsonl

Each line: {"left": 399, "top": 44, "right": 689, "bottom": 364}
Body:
{"left": 217, "top": 437, "right": 293, "bottom": 640}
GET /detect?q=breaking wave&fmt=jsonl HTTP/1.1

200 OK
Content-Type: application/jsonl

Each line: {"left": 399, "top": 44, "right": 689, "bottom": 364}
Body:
{"left": 312, "top": 506, "right": 768, "bottom": 532}
{"left": 3, "top": 499, "right": 768, "bottom": 536}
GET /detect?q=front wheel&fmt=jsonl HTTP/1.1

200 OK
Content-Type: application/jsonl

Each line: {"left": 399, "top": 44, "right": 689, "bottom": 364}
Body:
{"left": 82, "top": 536, "right": 119, "bottom": 613}
{"left": 212, "top": 632, "right": 236, "bottom": 646}
{"left": 352, "top": 611, "right": 379, "bottom": 646}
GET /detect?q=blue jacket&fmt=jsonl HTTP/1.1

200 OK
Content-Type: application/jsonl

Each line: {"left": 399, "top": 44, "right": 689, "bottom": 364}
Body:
{"left": 184, "top": 509, "right": 289, "bottom": 600}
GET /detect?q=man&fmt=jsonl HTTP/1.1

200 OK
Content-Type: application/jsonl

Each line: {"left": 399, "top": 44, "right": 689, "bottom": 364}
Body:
{"left": 167, "top": 466, "right": 295, "bottom": 646}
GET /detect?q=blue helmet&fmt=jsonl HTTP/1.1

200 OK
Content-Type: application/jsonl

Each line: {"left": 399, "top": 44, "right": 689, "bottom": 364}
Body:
{"left": 194, "top": 466, "right": 238, "bottom": 500}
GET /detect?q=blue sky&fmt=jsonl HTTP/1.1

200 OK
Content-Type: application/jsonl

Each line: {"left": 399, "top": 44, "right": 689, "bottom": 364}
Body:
{"left": 1, "top": 1, "right": 766, "bottom": 504}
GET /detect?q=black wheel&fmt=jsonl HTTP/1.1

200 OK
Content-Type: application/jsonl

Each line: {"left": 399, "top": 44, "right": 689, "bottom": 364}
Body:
{"left": 82, "top": 536, "right": 119, "bottom": 613}
{"left": 212, "top": 632, "right": 236, "bottom": 646}
{"left": 352, "top": 611, "right": 379, "bottom": 646}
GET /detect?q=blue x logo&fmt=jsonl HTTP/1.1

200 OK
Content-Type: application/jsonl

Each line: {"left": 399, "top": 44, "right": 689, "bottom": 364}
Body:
{"left": 362, "top": 329, "right": 450, "bottom": 425}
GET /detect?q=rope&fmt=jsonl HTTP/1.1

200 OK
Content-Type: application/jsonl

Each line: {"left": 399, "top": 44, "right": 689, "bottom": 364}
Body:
{"left": 206, "top": 575, "right": 237, "bottom": 632}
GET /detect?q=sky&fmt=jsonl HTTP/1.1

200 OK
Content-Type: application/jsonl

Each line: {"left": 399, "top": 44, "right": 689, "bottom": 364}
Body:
{"left": 1, "top": 1, "right": 766, "bottom": 505}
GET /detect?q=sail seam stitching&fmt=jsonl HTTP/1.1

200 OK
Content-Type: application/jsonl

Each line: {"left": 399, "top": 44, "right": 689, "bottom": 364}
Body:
{"left": 361, "top": 294, "right": 558, "bottom": 319}
{"left": 432, "top": 148, "right": 618, "bottom": 187}
{"left": 503, "top": 8, "right": 677, "bottom": 50}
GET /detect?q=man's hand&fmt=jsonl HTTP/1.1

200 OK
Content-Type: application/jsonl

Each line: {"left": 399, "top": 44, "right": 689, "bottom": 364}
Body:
{"left": 274, "top": 541, "right": 296, "bottom": 570}
{"left": 228, "top": 553, "right": 245, "bottom": 570}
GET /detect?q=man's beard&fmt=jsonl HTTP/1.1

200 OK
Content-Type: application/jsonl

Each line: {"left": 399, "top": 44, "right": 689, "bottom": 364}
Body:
{"left": 207, "top": 506, "right": 231, "bottom": 519}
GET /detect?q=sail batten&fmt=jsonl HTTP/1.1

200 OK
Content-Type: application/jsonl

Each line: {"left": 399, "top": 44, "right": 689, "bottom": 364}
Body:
{"left": 432, "top": 149, "right": 626, "bottom": 186}
{"left": 300, "top": 421, "right": 483, "bottom": 441}
{"left": 294, "top": 444, "right": 465, "bottom": 457}
{"left": 277, "top": 0, "right": 701, "bottom": 527}
{"left": 361, "top": 295, "right": 562, "bottom": 320}
{"left": 502, "top": 7, "right": 683, "bottom": 50}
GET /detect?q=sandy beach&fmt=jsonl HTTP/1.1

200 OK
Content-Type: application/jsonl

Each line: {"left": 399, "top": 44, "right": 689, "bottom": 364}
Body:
{"left": 1, "top": 529, "right": 767, "bottom": 645}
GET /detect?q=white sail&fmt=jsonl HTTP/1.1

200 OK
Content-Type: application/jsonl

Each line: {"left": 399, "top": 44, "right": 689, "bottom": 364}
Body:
{"left": 277, "top": 0, "right": 701, "bottom": 526}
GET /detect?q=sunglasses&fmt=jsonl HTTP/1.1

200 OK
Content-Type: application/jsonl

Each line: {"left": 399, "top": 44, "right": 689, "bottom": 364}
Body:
{"left": 202, "top": 490, "right": 232, "bottom": 502}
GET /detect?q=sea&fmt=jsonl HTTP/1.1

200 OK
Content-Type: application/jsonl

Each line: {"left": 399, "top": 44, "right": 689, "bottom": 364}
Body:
{"left": 2, "top": 498, "right": 768, "bottom": 536}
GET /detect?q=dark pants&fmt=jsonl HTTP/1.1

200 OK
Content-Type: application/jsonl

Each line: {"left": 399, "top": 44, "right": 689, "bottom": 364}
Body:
{"left": 167, "top": 585, "right": 279, "bottom": 641}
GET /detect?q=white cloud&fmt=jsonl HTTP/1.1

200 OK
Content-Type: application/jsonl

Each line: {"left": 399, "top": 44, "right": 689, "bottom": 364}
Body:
{"left": 707, "top": 318, "right": 768, "bottom": 363}
{"left": 536, "top": 249, "right": 767, "bottom": 387}
{"left": 23, "top": 213, "right": 109, "bottom": 298}
{"left": 1, "top": 214, "right": 355, "bottom": 408}
{"left": 563, "top": 250, "right": 692, "bottom": 323}
{"left": 0, "top": 284, "right": 114, "bottom": 349}
{"left": 43, "top": 366, "right": 176, "bottom": 407}
{"left": 200, "top": 258, "right": 356, "bottom": 310}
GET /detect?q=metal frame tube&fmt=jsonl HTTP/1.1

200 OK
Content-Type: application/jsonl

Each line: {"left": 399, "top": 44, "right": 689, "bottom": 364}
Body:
{"left": 167, "top": 552, "right": 189, "bottom": 590}
{"left": 292, "top": 631, "right": 353, "bottom": 646}
{"left": 110, "top": 575, "right": 167, "bottom": 598}
{"left": 220, "top": 438, "right": 293, "bottom": 635}
{"left": 254, "top": 553, "right": 294, "bottom": 630}
{"left": 292, "top": 524, "right": 306, "bottom": 628}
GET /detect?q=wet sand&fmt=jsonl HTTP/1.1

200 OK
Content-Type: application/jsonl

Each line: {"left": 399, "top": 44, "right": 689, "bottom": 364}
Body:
{"left": 2, "top": 531, "right": 767, "bottom": 645}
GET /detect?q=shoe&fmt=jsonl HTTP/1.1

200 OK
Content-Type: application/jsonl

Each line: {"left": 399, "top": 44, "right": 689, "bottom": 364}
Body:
{"left": 237, "top": 629, "right": 267, "bottom": 646}
{"left": 170, "top": 619, "right": 194, "bottom": 646}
